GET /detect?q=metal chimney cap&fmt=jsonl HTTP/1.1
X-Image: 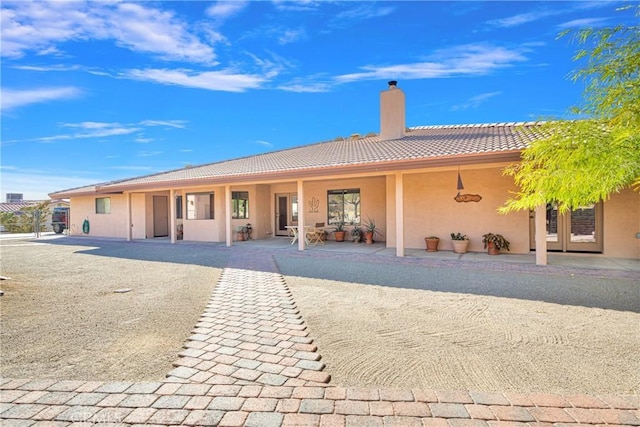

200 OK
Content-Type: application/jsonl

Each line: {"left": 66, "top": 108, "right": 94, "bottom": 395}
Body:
{"left": 388, "top": 80, "right": 398, "bottom": 87}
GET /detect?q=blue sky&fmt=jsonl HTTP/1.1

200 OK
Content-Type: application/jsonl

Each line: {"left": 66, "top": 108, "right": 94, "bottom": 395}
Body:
{"left": 1, "top": 1, "right": 635, "bottom": 200}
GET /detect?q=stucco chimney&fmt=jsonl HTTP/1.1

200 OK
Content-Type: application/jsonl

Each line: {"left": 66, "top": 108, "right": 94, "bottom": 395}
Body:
{"left": 380, "top": 80, "right": 406, "bottom": 141}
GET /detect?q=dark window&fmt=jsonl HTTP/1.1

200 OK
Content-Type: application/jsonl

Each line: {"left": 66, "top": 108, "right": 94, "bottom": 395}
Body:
{"left": 327, "top": 189, "right": 360, "bottom": 225}
{"left": 186, "top": 192, "right": 214, "bottom": 220}
{"left": 232, "top": 191, "right": 249, "bottom": 219}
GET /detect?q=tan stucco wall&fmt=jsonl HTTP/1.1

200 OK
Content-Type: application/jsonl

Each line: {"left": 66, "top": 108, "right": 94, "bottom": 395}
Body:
{"left": 603, "top": 188, "right": 640, "bottom": 258}
{"left": 69, "top": 194, "right": 130, "bottom": 238}
{"left": 403, "top": 167, "right": 530, "bottom": 253}
{"left": 181, "top": 186, "right": 224, "bottom": 242}
{"left": 302, "top": 177, "right": 387, "bottom": 241}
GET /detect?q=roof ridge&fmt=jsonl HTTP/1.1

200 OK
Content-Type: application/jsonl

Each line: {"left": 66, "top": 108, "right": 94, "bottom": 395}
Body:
{"left": 410, "top": 121, "right": 545, "bottom": 130}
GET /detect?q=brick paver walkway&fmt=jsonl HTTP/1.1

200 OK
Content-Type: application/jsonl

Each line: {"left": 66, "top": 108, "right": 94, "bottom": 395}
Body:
{"left": 2, "top": 248, "right": 638, "bottom": 426}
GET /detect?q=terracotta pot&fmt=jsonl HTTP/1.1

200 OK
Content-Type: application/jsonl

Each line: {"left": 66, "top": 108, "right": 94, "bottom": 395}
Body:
{"left": 452, "top": 239, "right": 469, "bottom": 254}
{"left": 425, "top": 237, "right": 439, "bottom": 252}
{"left": 364, "top": 231, "right": 374, "bottom": 244}
{"left": 487, "top": 241, "right": 500, "bottom": 255}
{"left": 236, "top": 232, "right": 245, "bottom": 241}
{"left": 334, "top": 230, "right": 346, "bottom": 242}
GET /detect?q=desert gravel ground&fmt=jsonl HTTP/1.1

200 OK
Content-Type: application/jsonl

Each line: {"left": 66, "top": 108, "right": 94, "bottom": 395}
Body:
{"left": 1, "top": 236, "right": 638, "bottom": 396}
{"left": 278, "top": 254, "right": 640, "bottom": 395}
{"left": 0, "top": 237, "right": 223, "bottom": 381}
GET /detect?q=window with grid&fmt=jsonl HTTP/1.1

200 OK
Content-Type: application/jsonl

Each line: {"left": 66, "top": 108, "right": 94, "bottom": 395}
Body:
{"left": 327, "top": 189, "right": 360, "bottom": 225}
{"left": 232, "top": 191, "right": 249, "bottom": 219}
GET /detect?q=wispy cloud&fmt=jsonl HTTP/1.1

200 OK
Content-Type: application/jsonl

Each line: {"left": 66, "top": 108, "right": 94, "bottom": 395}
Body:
{"left": 333, "top": 4, "right": 395, "bottom": 22}
{"left": 137, "top": 151, "right": 163, "bottom": 157}
{"left": 1, "top": 1, "right": 217, "bottom": 64}
{"left": 450, "top": 91, "right": 503, "bottom": 111}
{"left": 335, "top": 44, "right": 528, "bottom": 83}
{"left": 206, "top": 1, "right": 248, "bottom": 21}
{"left": 487, "top": 2, "right": 616, "bottom": 29}
{"left": 139, "top": 120, "right": 188, "bottom": 129}
{"left": 254, "top": 140, "right": 274, "bottom": 147}
{"left": 556, "top": 17, "right": 610, "bottom": 30}
{"left": 487, "top": 9, "right": 562, "bottom": 28}
{"left": 124, "top": 68, "right": 268, "bottom": 92}
{"left": 1, "top": 87, "right": 82, "bottom": 111}
{"left": 4, "top": 120, "right": 187, "bottom": 145}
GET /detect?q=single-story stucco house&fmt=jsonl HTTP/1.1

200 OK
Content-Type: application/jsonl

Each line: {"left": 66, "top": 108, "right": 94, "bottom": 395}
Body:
{"left": 49, "top": 82, "right": 639, "bottom": 264}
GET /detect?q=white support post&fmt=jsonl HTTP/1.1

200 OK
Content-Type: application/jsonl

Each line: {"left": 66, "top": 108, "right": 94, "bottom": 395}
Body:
{"left": 395, "top": 172, "right": 404, "bottom": 257}
{"left": 170, "top": 190, "right": 176, "bottom": 244}
{"left": 225, "top": 185, "right": 232, "bottom": 247}
{"left": 297, "top": 180, "right": 305, "bottom": 251}
{"left": 126, "top": 192, "right": 132, "bottom": 242}
{"left": 535, "top": 204, "right": 548, "bottom": 265}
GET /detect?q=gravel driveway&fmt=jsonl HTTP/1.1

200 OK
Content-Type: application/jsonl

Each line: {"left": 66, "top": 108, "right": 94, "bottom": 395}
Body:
{"left": 0, "top": 237, "right": 224, "bottom": 381}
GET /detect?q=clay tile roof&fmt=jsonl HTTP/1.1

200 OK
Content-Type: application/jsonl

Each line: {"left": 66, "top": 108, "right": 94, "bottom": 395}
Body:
{"left": 51, "top": 122, "right": 544, "bottom": 196}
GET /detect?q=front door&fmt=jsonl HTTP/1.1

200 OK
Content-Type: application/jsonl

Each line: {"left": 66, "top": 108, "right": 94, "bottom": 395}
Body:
{"left": 275, "top": 193, "right": 298, "bottom": 236}
{"left": 153, "top": 196, "right": 169, "bottom": 237}
{"left": 530, "top": 203, "right": 603, "bottom": 252}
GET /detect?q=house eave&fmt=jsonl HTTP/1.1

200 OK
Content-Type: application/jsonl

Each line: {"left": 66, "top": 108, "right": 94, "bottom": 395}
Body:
{"left": 89, "top": 150, "right": 522, "bottom": 194}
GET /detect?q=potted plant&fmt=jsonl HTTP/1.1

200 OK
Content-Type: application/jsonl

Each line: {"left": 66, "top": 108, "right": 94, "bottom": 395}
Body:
{"left": 235, "top": 225, "right": 247, "bottom": 241}
{"left": 363, "top": 217, "right": 379, "bottom": 244}
{"left": 425, "top": 236, "right": 439, "bottom": 252}
{"left": 450, "top": 232, "right": 470, "bottom": 253}
{"left": 333, "top": 221, "right": 346, "bottom": 242}
{"left": 351, "top": 226, "right": 363, "bottom": 243}
{"left": 482, "top": 233, "right": 510, "bottom": 255}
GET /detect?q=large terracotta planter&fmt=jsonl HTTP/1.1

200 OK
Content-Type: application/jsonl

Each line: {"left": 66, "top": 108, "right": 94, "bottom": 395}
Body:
{"left": 425, "top": 237, "right": 439, "bottom": 252}
{"left": 334, "top": 231, "right": 346, "bottom": 242}
{"left": 452, "top": 239, "right": 469, "bottom": 254}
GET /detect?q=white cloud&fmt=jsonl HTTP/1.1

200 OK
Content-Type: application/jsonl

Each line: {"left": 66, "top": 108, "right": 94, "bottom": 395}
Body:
{"left": 1, "top": 1, "right": 217, "bottom": 64}
{"left": 205, "top": 1, "right": 248, "bottom": 21}
{"left": 556, "top": 17, "right": 609, "bottom": 30}
{"left": 278, "top": 28, "right": 306, "bottom": 45}
{"left": 333, "top": 4, "right": 395, "bottom": 22}
{"left": 1, "top": 87, "right": 82, "bottom": 111}
{"left": 335, "top": 44, "right": 528, "bottom": 83}
{"left": 254, "top": 140, "right": 274, "bottom": 147}
{"left": 488, "top": 9, "right": 561, "bottom": 28}
{"left": 139, "top": 120, "right": 188, "bottom": 129}
{"left": 61, "top": 122, "right": 116, "bottom": 129}
{"left": 450, "top": 91, "right": 503, "bottom": 111}
{"left": 125, "top": 68, "right": 267, "bottom": 92}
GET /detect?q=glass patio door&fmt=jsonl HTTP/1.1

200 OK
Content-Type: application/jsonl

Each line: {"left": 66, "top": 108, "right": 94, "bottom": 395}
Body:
{"left": 531, "top": 203, "right": 603, "bottom": 252}
{"left": 275, "top": 193, "right": 298, "bottom": 236}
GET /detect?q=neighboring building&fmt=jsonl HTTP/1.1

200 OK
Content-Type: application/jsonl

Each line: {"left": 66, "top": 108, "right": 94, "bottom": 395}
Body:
{"left": 49, "top": 82, "right": 639, "bottom": 263}
{"left": 0, "top": 198, "right": 69, "bottom": 232}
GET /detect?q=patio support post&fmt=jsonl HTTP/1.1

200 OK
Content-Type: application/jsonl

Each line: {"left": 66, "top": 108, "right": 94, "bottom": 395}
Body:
{"left": 225, "top": 185, "right": 232, "bottom": 247}
{"left": 395, "top": 172, "right": 404, "bottom": 257}
{"left": 126, "top": 192, "right": 132, "bottom": 242}
{"left": 297, "top": 179, "right": 305, "bottom": 251}
{"left": 535, "top": 204, "right": 548, "bottom": 265}
{"left": 170, "top": 190, "right": 176, "bottom": 244}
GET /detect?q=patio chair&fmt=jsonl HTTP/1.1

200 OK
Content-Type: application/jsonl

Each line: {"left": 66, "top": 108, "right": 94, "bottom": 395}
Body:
{"left": 306, "top": 222, "right": 325, "bottom": 245}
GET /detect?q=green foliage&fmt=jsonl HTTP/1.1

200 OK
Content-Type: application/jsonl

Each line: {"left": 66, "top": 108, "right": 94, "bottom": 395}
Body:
{"left": 0, "top": 202, "right": 51, "bottom": 233}
{"left": 450, "top": 232, "right": 468, "bottom": 240}
{"left": 502, "top": 6, "right": 640, "bottom": 213}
